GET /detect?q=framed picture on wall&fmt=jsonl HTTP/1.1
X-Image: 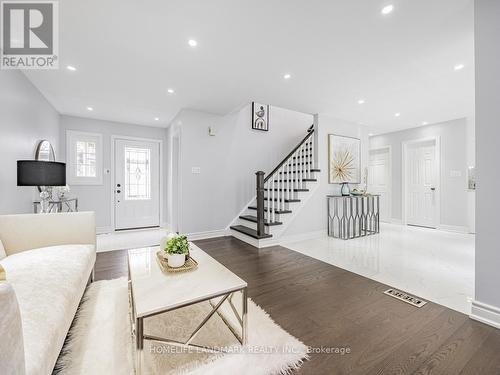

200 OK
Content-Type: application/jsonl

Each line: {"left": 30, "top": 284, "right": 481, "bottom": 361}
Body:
{"left": 251, "top": 102, "right": 269, "bottom": 131}
{"left": 328, "top": 134, "right": 361, "bottom": 184}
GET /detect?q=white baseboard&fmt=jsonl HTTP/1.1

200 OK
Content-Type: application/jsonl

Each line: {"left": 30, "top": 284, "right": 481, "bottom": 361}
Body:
{"left": 389, "top": 218, "right": 403, "bottom": 225}
{"left": 186, "top": 229, "right": 230, "bottom": 241}
{"left": 471, "top": 300, "right": 500, "bottom": 329}
{"left": 96, "top": 226, "right": 113, "bottom": 234}
{"left": 280, "top": 230, "right": 326, "bottom": 244}
{"left": 437, "top": 224, "right": 470, "bottom": 234}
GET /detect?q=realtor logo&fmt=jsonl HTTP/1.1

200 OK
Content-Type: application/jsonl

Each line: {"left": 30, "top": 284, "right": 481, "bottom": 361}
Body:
{"left": 1, "top": 1, "right": 59, "bottom": 69}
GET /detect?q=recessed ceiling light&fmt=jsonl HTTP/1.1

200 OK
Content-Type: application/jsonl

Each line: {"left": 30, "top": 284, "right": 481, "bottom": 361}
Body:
{"left": 368, "top": 133, "right": 374, "bottom": 136}
{"left": 422, "top": 121, "right": 428, "bottom": 125}
{"left": 167, "top": 88, "right": 175, "bottom": 94}
{"left": 87, "top": 106, "right": 93, "bottom": 111}
{"left": 394, "top": 112, "right": 400, "bottom": 117}
{"left": 283, "top": 73, "right": 291, "bottom": 79}
{"left": 154, "top": 117, "right": 160, "bottom": 121}
{"left": 188, "top": 39, "right": 198, "bottom": 47}
{"left": 66, "top": 65, "right": 77, "bottom": 71}
{"left": 358, "top": 99, "right": 365, "bottom": 104}
{"left": 381, "top": 4, "right": 394, "bottom": 15}
{"left": 454, "top": 63, "right": 465, "bottom": 71}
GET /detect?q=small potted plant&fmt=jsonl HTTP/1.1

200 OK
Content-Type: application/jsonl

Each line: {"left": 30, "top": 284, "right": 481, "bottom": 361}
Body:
{"left": 164, "top": 235, "right": 189, "bottom": 268}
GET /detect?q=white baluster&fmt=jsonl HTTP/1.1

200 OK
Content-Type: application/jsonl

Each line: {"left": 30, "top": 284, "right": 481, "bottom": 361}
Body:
{"left": 300, "top": 144, "right": 304, "bottom": 188}
{"left": 266, "top": 181, "right": 270, "bottom": 223}
{"left": 277, "top": 167, "right": 284, "bottom": 211}
{"left": 293, "top": 150, "right": 297, "bottom": 190}
{"left": 271, "top": 175, "right": 275, "bottom": 223}
{"left": 307, "top": 137, "right": 313, "bottom": 178}
{"left": 288, "top": 160, "right": 291, "bottom": 202}
{"left": 281, "top": 166, "right": 285, "bottom": 212}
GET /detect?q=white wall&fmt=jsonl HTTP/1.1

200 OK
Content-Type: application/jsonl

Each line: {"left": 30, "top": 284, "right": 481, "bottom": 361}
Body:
{"left": 59, "top": 115, "right": 168, "bottom": 231}
{"left": 474, "top": 0, "right": 500, "bottom": 320}
{"left": 282, "top": 115, "right": 369, "bottom": 237}
{"left": 370, "top": 118, "right": 471, "bottom": 231}
{"left": 168, "top": 104, "right": 313, "bottom": 234}
{"left": 0, "top": 70, "right": 60, "bottom": 215}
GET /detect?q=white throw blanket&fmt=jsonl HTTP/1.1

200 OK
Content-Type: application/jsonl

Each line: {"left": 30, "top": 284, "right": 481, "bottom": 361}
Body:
{"left": 1, "top": 245, "right": 95, "bottom": 375}
{"left": 0, "top": 282, "right": 25, "bottom": 375}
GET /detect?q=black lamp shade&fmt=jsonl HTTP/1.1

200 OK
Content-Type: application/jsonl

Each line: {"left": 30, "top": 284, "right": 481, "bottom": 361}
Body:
{"left": 17, "top": 160, "right": 66, "bottom": 186}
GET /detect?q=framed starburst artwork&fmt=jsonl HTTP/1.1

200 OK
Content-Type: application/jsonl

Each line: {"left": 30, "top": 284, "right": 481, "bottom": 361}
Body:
{"left": 328, "top": 134, "right": 361, "bottom": 184}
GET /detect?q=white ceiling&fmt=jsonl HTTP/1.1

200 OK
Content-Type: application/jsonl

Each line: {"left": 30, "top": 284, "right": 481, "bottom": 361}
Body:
{"left": 24, "top": 0, "right": 474, "bottom": 133}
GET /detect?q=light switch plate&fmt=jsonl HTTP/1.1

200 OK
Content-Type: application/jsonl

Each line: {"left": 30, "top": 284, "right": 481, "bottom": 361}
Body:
{"left": 450, "top": 170, "right": 462, "bottom": 177}
{"left": 191, "top": 167, "right": 201, "bottom": 174}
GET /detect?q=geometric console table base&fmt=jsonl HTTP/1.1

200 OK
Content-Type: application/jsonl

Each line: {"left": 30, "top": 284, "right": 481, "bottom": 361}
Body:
{"left": 33, "top": 197, "right": 78, "bottom": 214}
{"left": 327, "top": 195, "right": 380, "bottom": 240}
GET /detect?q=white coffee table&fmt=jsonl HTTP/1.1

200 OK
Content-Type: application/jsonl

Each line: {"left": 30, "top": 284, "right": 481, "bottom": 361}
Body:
{"left": 128, "top": 244, "right": 248, "bottom": 371}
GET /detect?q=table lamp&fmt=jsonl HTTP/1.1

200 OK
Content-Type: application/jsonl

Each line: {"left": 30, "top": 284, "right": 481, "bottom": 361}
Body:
{"left": 17, "top": 160, "right": 66, "bottom": 213}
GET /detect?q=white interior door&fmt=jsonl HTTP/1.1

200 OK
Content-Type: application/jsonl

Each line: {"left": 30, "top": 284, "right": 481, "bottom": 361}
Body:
{"left": 406, "top": 140, "right": 438, "bottom": 228}
{"left": 369, "top": 148, "right": 391, "bottom": 222}
{"left": 115, "top": 139, "right": 160, "bottom": 230}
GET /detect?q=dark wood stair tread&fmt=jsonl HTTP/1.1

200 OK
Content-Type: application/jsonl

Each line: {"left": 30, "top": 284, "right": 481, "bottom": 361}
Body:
{"left": 230, "top": 225, "right": 272, "bottom": 239}
{"left": 292, "top": 154, "right": 313, "bottom": 160}
{"left": 263, "top": 197, "right": 301, "bottom": 202}
{"left": 278, "top": 169, "right": 320, "bottom": 174}
{"left": 273, "top": 178, "right": 317, "bottom": 182}
{"left": 248, "top": 206, "right": 292, "bottom": 214}
{"left": 239, "top": 215, "right": 282, "bottom": 226}
{"left": 270, "top": 188, "right": 309, "bottom": 192}
{"left": 290, "top": 162, "right": 313, "bottom": 167}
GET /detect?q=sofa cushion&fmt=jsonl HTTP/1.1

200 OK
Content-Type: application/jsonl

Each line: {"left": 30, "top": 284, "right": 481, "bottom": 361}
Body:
{"left": 0, "top": 244, "right": 95, "bottom": 375}
{"left": 0, "top": 281, "right": 25, "bottom": 375}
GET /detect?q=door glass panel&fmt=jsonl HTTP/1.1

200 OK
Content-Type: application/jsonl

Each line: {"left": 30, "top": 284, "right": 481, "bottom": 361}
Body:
{"left": 124, "top": 147, "right": 151, "bottom": 200}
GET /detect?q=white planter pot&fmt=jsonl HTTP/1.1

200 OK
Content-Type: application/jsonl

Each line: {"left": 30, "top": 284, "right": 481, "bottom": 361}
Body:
{"left": 167, "top": 254, "right": 186, "bottom": 268}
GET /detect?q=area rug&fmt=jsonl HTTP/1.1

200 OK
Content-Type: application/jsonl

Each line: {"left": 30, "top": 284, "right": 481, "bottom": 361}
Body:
{"left": 55, "top": 277, "right": 308, "bottom": 375}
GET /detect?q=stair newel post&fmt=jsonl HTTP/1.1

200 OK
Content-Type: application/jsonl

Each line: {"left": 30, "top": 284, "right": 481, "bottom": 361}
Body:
{"left": 256, "top": 171, "right": 265, "bottom": 237}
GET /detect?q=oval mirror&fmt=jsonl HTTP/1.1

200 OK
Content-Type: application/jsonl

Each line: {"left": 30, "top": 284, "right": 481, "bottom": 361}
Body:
{"left": 34, "top": 140, "right": 57, "bottom": 193}
{"left": 35, "top": 140, "right": 56, "bottom": 162}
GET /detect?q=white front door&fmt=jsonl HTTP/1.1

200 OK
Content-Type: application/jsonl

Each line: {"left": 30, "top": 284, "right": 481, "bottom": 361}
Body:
{"left": 406, "top": 140, "right": 438, "bottom": 228}
{"left": 115, "top": 139, "right": 160, "bottom": 230}
{"left": 369, "top": 148, "right": 391, "bottom": 222}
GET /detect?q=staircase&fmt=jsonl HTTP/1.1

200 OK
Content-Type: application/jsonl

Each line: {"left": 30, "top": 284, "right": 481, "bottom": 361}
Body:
{"left": 230, "top": 125, "right": 320, "bottom": 247}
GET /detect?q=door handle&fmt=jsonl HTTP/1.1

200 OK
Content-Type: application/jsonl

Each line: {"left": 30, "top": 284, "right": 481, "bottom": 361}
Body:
{"left": 430, "top": 187, "right": 436, "bottom": 191}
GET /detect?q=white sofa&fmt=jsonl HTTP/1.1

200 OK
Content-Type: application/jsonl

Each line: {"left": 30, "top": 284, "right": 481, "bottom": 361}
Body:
{"left": 0, "top": 212, "right": 96, "bottom": 375}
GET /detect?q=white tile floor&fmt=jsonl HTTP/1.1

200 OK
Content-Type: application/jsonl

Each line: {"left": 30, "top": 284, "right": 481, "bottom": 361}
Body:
{"left": 282, "top": 223, "right": 475, "bottom": 315}
{"left": 97, "top": 227, "right": 170, "bottom": 253}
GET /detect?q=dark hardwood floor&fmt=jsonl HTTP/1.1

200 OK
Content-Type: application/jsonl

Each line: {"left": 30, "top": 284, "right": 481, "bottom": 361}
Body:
{"left": 95, "top": 236, "right": 500, "bottom": 375}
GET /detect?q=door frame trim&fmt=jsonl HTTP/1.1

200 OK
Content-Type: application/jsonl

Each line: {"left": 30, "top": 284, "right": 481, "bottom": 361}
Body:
{"left": 110, "top": 135, "right": 164, "bottom": 231}
{"left": 369, "top": 145, "right": 392, "bottom": 222}
{"left": 402, "top": 136, "right": 441, "bottom": 228}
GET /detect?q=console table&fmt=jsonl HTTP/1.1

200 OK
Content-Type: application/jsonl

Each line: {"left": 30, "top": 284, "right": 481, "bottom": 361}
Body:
{"left": 327, "top": 195, "right": 380, "bottom": 240}
{"left": 33, "top": 197, "right": 78, "bottom": 214}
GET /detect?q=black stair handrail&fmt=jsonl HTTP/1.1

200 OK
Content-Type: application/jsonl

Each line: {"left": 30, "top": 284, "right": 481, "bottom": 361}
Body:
{"left": 263, "top": 124, "right": 314, "bottom": 183}
{"left": 255, "top": 124, "right": 315, "bottom": 236}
